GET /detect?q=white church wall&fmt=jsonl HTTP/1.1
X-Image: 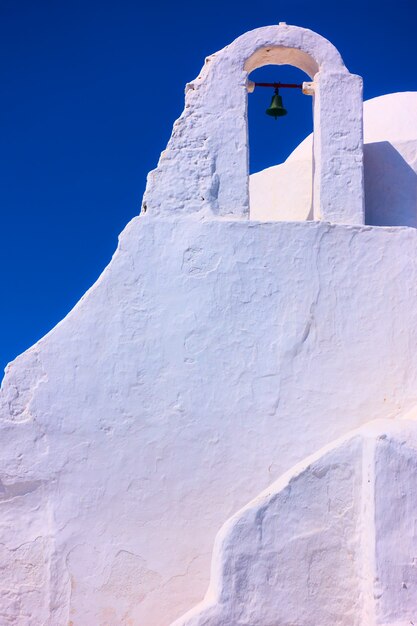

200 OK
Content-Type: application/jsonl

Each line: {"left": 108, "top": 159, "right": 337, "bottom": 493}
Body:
{"left": 172, "top": 419, "right": 417, "bottom": 626}
{"left": 3, "top": 217, "right": 417, "bottom": 624}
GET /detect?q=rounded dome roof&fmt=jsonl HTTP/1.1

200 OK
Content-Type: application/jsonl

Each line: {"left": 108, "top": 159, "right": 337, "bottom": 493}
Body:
{"left": 287, "top": 92, "right": 417, "bottom": 163}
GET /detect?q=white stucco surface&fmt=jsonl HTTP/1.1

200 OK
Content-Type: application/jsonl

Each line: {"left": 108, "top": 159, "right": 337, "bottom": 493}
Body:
{"left": 1, "top": 23, "right": 417, "bottom": 626}
{"left": 143, "top": 23, "right": 364, "bottom": 224}
{"left": 3, "top": 218, "right": 417, "bottom": 624}
{"left": 172, "top": 419, "right": 417, "bottom": 626}
{"left": 250, "top": 92, "right": 417, "bottom": 227}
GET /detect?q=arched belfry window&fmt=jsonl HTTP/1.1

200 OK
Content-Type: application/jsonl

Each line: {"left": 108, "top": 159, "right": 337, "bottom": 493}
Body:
{"left": 247, "top": 63, "right": 314, "bottom": 221}
{"left": 143, "top": 24, "right": 365, "bottom": 226}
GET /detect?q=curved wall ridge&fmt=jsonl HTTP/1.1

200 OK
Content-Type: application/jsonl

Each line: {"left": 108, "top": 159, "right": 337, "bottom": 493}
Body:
{"left": 172, "top": 419, "right": 417, "bottom": 626}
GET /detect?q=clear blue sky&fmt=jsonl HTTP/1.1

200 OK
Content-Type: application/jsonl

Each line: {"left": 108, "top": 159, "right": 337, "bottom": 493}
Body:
{"left": 1, "top": 0, "right": 416, "bottom": 372}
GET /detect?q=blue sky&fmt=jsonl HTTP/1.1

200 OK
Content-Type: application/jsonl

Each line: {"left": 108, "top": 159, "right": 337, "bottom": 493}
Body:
{"left": 1, "top": 0, "right": 416, "bottom": 372}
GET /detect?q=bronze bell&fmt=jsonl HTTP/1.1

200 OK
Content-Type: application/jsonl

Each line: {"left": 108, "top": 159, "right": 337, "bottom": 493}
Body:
{"left": 266, "top": 88, "right": 287, "bottom": 119}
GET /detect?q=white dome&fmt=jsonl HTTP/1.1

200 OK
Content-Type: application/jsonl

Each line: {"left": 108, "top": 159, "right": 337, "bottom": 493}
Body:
{"left": 364, "top": 91, "right": 417, "bottom": 143}
{"left": 286, "top": 92, "right": 417, "bottom": 163}
{"left": 250, "top": 92, "right": 417, "bottom": 226}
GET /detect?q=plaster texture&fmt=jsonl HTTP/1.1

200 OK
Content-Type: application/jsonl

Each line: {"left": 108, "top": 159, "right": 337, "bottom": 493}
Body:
{"left": 250, "top": 92, "right": 417, "bottom": 227}
{"left": 172, "top": 419, "right": 417, "bottom": 626}
{"left": 143, "top": 23, "right": 364, "bottom": 224}
{"left": 1, "top": 23, "right": 417, "bottom": 626}
{"left": 3, "top": 218, "right": 417, "bottom": 624}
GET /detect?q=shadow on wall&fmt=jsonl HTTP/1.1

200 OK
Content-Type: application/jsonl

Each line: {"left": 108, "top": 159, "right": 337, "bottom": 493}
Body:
{"left": 365, "top": 141, "right": 417, "bottom": 228}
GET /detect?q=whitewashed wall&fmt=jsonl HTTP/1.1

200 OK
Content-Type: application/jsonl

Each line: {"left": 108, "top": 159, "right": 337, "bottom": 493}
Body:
{"left": 3, "top": 217, "right": 417, "bottom": 624}
{"left": 172, "top": 418, "right": 417, "bottom": 626}
{"left": 0, "top": 25, "right": 416, "bottom": 626}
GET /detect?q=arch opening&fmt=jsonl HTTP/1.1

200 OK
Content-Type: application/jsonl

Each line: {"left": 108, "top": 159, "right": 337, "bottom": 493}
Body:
{"left": 144, "top": 24, "right": 364, "bottom": 225}
{"left": 247, "top": 60, "right": 314, "bottom": 222}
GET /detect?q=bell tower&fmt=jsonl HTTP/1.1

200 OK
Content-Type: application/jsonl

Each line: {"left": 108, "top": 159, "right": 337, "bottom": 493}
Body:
{"left": 143, "top": 23, "right": 364, "bottom": 225}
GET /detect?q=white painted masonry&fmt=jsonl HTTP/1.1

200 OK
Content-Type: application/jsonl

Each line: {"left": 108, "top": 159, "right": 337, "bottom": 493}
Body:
{"left": 172, "top": 419, "right": 417, "bottom": 626}
{"left": 143, "top": 23, "right": 364, "bottom": 224}
{"left": 250, "top": 91, "right": 417, "bottom": 227}
{"left": 1, "top": 23, "right": 417, "bottom": 626}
